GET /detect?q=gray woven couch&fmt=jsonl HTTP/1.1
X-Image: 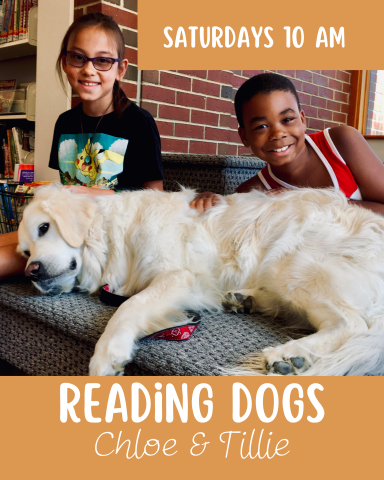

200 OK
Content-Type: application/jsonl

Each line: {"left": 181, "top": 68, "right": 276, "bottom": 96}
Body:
{"left": 0, "top": 154, "right": 293, "bottom": 376}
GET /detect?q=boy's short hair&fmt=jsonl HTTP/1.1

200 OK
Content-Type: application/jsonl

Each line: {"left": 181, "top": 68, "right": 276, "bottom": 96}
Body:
{"left": 235, "top": 73, "right": 302, "bottom": 128}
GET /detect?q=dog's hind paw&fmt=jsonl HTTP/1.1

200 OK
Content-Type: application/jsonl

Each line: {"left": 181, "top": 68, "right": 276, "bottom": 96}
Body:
{"left": 270, "top": 357, "right": 307, "bottom": 375}
{"left": 261, "top": 344, "right": 312, "bottom": 375}
{"left": 222, "top": 292, "right": 254, "bottom": 314}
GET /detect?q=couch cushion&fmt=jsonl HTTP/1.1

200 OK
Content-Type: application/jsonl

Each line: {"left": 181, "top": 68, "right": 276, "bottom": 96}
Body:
{"left": 162, "top": 154, "right": 265, "bottom": 194}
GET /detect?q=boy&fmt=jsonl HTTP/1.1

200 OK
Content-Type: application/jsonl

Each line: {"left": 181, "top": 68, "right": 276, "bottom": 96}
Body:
{"left": 190, "top": 73, "right": 384, "bottom": 215}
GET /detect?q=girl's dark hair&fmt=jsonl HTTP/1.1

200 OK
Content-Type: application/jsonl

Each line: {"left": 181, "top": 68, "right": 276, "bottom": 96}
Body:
{"left": 235, "top": 73, "right": 301, "bottom": 128}
{"left": 56, "top": 12, "right": 131, "bottom": 117}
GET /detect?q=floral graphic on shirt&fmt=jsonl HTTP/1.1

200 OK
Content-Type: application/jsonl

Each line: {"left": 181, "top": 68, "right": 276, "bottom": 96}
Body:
{"left": 58, "top": 133, "right": 128, "bottom": 188}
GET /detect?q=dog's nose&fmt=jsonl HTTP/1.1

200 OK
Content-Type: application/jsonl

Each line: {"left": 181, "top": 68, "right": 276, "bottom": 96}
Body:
{"left": 25, "top": 262, "right": 41, "bottom": 280}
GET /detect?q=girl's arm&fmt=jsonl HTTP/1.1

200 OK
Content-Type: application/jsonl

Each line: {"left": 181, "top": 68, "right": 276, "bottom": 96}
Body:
{"left": 0, "top": 232, "right": 26, "bottom": 281}
{"left": 63, "top": 185, "right": 115, "bottom": 197}
{"left": 329, "top": 125, "right": 384, "bottom": 214}
{"left": 143, "top": 180, "right": 163, "bottom": 191}
{"left": 64, "top": 180, "right": 164, "bottom": 197}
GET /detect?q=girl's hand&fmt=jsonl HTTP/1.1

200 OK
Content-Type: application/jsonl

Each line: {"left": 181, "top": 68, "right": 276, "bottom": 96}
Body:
{"left": 63, "top": 185, "right": 115, "bottom": 197}
{"left": 189, "top": 192, "right": 224, "bottom": 213}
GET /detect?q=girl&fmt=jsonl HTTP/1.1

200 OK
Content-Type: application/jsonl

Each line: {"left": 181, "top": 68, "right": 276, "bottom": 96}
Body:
{"left": 191, "top": 73, "right": 384, "bottom": 215}
{"left": 52, "top": 12, "right": 163, "bottom": 194}
{"left": 0, "top": 12, "right": 164, "bottom": 279}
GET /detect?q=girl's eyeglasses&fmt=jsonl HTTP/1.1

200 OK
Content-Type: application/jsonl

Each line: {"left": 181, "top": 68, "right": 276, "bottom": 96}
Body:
{"left": 65, "top": 51, "right": 121, "bottom": 71}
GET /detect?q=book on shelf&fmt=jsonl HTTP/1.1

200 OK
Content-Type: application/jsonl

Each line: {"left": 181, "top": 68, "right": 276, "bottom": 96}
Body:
{"left": 0, "top": 124, "right": 5, "bottom": 177}
{"left": 4, "top": 142, "right": 12, "bottom": 178}
{"left": 12, "top": 126, "right": 29, "bottom": 162}
{"left": 0, "top": 0, "right": 37, "bottom": 44}
{"left": 13, "top": 162, "right": 33, "bottom": 182}
{"left": 7, "top": 128, "right": 16, "bottom": 169}
{"left": 0, "top": 0, "right": 11, "bottom": 44}
{"left": 0, "top": 180, "right": 15, "bottom": 226}
{"left": 0, "top": 79, "right": 16, "bottom": 114}
{"left": 0, "top": 125, "right": 33, "bottom": 179}
{"left": 4, "top": 130, "right": 13, "bottom": 177}
{"left": 0, "top": 1, "right": 5, "bottom": 37}
{"left": 20, "top": 0, "right": 24, "bottom": 39}
{"left": 8, "top": 0, "right": 14, "bottom": 42}
{"left": 11, "top": 0, "right": 19, "bottom": 42}
{"left": 0, "top": 179, "right": 55, "bottom": 233}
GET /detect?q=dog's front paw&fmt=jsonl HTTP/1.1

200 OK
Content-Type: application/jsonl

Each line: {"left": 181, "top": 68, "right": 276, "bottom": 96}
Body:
{"left": 89, "top": 332, "right": 136, "bottom": 376}
{"left": 261, "top": 343, "right": 312, "bottom": 375}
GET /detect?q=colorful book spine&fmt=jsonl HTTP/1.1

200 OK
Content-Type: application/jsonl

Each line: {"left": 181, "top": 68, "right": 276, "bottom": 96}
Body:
{"left": 0, "top": 181, "right": 15, "bottom": 224}
{"left": 0, "top": 1, "right": 5, "bottom": 38}
{"left": 6, "top": 130, "right": 14, "bottom": 176}
{"left": 7, "top": 0, "right": 15, "bottom": 42}
{"left": 0, "top": 0, "right": 11, "bottom": 44}
{"left": 12, "top": 126, "right": 28, "bottom": 163}
{"left": 10, "top": 130, "right": 19, "bottom": 165}
{"left": 13, "top": 0, "right": 19, "bottom": 41}
{"left": 24, "top": 0, "right": 30, "bottom": 38}
{"left": 20, "top": 0, "right": 24, "bottom": 39}
{"left": 0, "top": 135, "right": 5, "bottom": 178}
{"left": 13, "top": 163, "right": 34, "bottom": 182}
{"left": 3, "top": 145, "right": 11, "bottom": 179}
{"left": 0, "top": 0, "right": 25, "bottom": 44}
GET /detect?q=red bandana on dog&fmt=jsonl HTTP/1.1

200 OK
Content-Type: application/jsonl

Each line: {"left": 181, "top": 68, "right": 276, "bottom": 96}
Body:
{"left": 100, "top": 285, "right": 200, "bottom": 341}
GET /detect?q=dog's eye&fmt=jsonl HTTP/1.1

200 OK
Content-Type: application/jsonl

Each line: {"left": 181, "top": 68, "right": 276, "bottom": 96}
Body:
{"left": 38, "top": 223, "right": 50, "bottom": 237}
{"left": 23, "top": 250, "right": 31, "bottom": 257}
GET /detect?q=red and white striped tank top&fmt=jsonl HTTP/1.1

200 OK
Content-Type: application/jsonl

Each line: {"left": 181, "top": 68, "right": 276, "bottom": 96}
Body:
{"left": 257, "top": 128, "right": 362, "bottom": 200}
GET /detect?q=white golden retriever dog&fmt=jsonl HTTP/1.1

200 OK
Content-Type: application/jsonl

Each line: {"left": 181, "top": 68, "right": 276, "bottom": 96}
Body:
{"left": 17, "top": 184, "right": 384, "bottom": 376}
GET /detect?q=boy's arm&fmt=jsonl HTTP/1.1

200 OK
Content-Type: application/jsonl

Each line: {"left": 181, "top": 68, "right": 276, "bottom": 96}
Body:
{"left": 190, "top": 174, "right": 268, "bottom": 212}
{"left": 329, "top": 125, "right": 384, "bottom": 213}
{"left": 348, "top": 199, "right": 384, "bottom": 215}
{"left": 235, "top": 174, "right": 267, "bottom": 193}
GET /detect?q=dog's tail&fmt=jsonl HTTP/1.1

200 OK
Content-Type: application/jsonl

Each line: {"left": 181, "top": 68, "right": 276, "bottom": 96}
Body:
{"left": 301, "top": 319, "right": 384, "bottom": 376}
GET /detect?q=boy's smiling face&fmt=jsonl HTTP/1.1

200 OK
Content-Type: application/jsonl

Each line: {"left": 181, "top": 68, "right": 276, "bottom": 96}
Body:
{"left": 238, "top": 90, "right": 307, "bottom": 166}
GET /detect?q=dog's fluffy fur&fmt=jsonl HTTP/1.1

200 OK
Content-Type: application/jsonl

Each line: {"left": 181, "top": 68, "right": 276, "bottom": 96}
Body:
{"left": 17, "top": 184, "right": 384, "bottom": 376}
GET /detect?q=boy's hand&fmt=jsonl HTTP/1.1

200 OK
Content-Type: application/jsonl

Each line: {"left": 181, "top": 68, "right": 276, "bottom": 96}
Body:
{"left": 190, "top": 192, "right": 224, "bottom": 213}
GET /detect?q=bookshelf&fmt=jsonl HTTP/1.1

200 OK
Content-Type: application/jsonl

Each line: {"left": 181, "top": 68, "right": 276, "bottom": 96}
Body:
{"left": 0, "top": 5, "right": 37, "bottom": 61}
{"left": 0, "top": 0, "right": 74, "bottom": 181}
{"left": 0, "top": 40, "right": 36, "bottom": 61}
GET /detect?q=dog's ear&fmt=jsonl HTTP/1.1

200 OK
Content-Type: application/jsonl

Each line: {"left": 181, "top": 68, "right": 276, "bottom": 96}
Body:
{"left": 40, "top": 191, "right": 97, "bottom": 248}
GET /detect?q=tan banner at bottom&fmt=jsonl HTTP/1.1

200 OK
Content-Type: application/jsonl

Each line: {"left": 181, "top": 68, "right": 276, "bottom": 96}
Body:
{"left": 0, "top": 377, "right": 381, "bottom": 479}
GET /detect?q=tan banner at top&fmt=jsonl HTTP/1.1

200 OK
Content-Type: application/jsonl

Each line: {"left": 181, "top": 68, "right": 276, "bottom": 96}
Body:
{"left": 138, "top": 0, "right": 383, "bottom": 70}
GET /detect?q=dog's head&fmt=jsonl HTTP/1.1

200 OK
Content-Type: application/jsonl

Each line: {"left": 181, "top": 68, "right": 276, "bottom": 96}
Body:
{"left": 17, "top": 184, "right": 97, "bottom": 295}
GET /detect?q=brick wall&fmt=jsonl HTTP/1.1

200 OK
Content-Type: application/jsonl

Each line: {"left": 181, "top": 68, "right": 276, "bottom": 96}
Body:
{"left": 71, "top": 3, "right": 352, "bottom": 156}
{"left": 142, "top": 70, "right": 352, "bottom": 156}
